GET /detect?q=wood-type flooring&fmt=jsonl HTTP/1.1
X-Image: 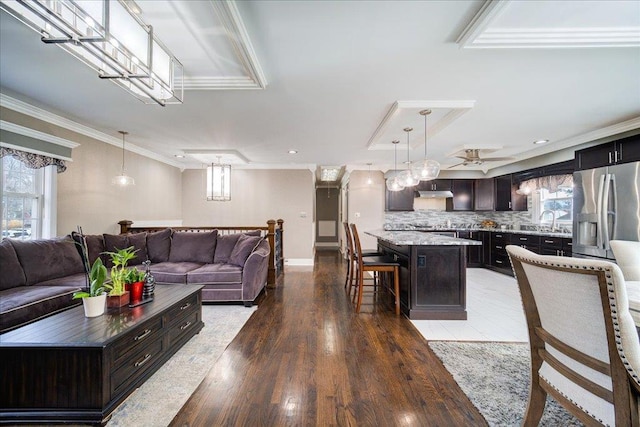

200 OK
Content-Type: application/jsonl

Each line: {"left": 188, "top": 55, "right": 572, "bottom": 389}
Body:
{"left": 170, "top": 249, "right": 486, "bottom": 426}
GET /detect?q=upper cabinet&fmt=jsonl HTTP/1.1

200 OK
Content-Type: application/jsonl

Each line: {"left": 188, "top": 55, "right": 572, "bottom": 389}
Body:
{"left": 575, "top": 135, "right": 640, "bottom": 170}
{"left": 446, "top": 179, "right": 474, "bottom": 211}
{"left": 385, "top": 186, "right": 415, "bottom": 211}
{"left": 417, "top": 179, "right": 452, "bottom": 191}
{"left": 495, "top": 175, "right": 527, "bottom": 211}
{"left": 474, "top": 178, "right": 495, "bottom": 211}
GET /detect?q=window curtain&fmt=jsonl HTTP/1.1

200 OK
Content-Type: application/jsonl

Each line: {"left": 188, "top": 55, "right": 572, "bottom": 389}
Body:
{"left": 518, "top": 174, "right": 573, "bottom": 194}
{"left": 0, "top": 147, "right": 67, "bottom": 173}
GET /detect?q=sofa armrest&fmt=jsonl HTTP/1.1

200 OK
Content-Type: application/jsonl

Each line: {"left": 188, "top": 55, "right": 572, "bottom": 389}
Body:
{"left": 241, "top": 240, "right": 270, "bottom": 303}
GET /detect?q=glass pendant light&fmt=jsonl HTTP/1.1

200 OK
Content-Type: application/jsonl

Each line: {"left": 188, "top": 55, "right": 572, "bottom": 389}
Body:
{"left": 397, "top": 127, "right": 419, "bottom": 187}
{"left": 112, "top": 131, "right": 135, "bottom": 186}
{"left": 366, "top": 163, "right": 373, "bottom": 185}
{"left": 411, "top": 109, "right": 440, "bottom": 181}
{"left": 386, "top": 140, "right": 405, "bottom": 192}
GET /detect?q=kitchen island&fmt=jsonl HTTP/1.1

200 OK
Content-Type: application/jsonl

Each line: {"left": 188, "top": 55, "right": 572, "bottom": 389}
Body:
{"left": 366, "top": 230, "right": 482, "bottom": 320}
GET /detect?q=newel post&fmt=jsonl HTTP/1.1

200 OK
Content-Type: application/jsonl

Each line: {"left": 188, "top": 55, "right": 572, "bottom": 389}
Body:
{"left": 118, "top": 220, "right": 133, "bottom": 235}
{"left": 267, "top": 220, "right": 276, "bottom": 287}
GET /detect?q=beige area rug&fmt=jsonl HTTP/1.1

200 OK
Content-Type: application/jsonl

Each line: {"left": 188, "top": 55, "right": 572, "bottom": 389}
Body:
{"left": 107, "top": 304, "right": 257, "bottom": 427}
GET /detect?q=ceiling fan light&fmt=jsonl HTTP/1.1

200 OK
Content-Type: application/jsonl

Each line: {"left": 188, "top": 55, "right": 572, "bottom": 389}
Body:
{"left": 411, "top": 159, "right": 440, "bottom": 181}
{"left": 386, "top": 176, "right": 405, "bottom": 192}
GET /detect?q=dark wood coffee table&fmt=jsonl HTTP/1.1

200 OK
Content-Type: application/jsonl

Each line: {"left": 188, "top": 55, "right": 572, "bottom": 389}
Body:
{"left": 0, "top": 284, "right": 204, "bottom": 425}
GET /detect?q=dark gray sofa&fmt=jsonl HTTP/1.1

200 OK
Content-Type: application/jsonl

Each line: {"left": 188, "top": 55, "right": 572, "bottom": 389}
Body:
{"left": 0, "top": 229, "right": 270, "bottom": 333}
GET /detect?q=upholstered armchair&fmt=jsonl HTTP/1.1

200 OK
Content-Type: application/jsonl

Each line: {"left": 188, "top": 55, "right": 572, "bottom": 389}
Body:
{"left": 506, "top": 245, "right": 640, "bottom": 426}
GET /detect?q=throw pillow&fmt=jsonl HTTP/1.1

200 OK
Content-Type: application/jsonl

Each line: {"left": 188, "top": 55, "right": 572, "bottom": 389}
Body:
{"left": 213, "top": 233, "right": 242, "bottom": 264}
{"left": 147, "top": 228, "right": 172, "bottom": 263}
{"left": 127, "top": 232, "right": 148, "bottom": 265}
{"left": 228, "top": 234, "right": 263, "bottom": 267}
{"left": 168, "top": 230, "right": 218, "bottom": 264}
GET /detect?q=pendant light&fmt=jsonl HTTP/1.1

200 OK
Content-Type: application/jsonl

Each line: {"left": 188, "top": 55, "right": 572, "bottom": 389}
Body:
{"left": 112, "top": 131, "right": 135, "bottom": 186}
{"left": 366, "top": 163, "right": 373, "bottom": 185}
{"left": 386, "top": 140, "right": 405, "bottom": 192}
{"left": 206, "top": 156, "right": 231, "bottom": 201}
{"left": 397, "top": 127, "right": 419, "bottom": 187}
{"left": 411, "top": 109, "right": 440, "bottom": 181}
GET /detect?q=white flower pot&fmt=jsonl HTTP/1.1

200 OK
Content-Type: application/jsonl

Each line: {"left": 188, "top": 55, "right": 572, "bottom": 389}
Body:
{"left": 82, "top": 294, "right": 107, "bottom": 317}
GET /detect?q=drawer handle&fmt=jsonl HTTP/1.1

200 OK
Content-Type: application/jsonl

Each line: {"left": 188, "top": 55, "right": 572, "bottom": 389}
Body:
{"left": 496, "top": 245, "right": 503, "bottom": 249}
{"left": 180, "top": 321, "right": 192, "bottom": 331}
{"left": 134, "top": 353, "right": 152, "bottom": 367}
{"left": 519, "top": 237, "right": 527, "bottom": 241}
{"left": 544, "top": 240, "right": 554, "bottom": 244}
{"left": 180, "top": 302, "right": 191, "bottom": 310}
{"left": 496, "top": 234, "right": 502, "bottom": 237}
{"left": 134, "top": 329, "right": 152, "bottom": 341}
{"left": 496, "top": 260, "right": 503, "bottom": 264}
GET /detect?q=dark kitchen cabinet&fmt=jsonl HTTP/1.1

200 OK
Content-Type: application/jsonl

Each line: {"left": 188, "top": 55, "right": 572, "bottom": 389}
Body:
{"left": 474, "top": 179, "right": 495, "bottom": 211}
{"left": 495, "top": 175, "right": 527, "bottom": 211}
{"left": 490, "top": 232, "right": 512, "bottom": 275}
{"left": 575, "top": 135, "right": 640, "bottom": 170}
{"left": 511, "top": 233, "right": 541, "bottom": 253}
{"left": 540, "top": 236, "right": 573, "bottom": 257}
{"left": 458, "top": 230, "right": 484, "bottom": 267}
{"left": 417, "top": 179, "right": 452, "bottom": 191}
{"left": 385, "top": 186, "right": 415, "bottom": 211}
{"left": 446, "top": 179, "right": 474, "bottom": 211}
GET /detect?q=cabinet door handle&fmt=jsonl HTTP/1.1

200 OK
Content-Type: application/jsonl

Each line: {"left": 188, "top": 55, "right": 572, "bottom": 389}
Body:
{"left": 180, "top": 302, "right": 191, "bottom": 310}
{"left": 615, "top": 150, "right": 619, "bottom": 163}
{"left": 134, "top": 353, "right": 152, "bottom": 367}
{"left": 495, "top": 260, "right": 503, "bottom": 264}
{"left": 393, "top": 254, "right": 398, "bottom": 261}
{"left": 544, "top": 240, "right": 554, "bottom": 244}
{"left": 134, "top": 329, "right": 152, "bottom": 341}
{"left": 508, "top": 201, "right": 512, "bottom": 209}
{"left": 496, "top": 245, "right": 503, "bottom": 249}
{"left": 519, "top": 237, "right": 527, "bottom": 241}
{"left": 180, "top": 321, "right": 192, "bottom": 331}
{"left": 561, "top": 250, "right": 565, "bottom": 256}
{"left": 609, "top": 151, "right": 613, "bottom": 164}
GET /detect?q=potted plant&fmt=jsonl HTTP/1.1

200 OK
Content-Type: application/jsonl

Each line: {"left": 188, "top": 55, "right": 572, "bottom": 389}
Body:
{"left": 125, "top": 267, "right": 146, "bottom": 303}
{"left": 73, "top": 258, "right": 111, "bottom": 317}
{"left": 104, "top": 246, "right": 138, "bottom": 307}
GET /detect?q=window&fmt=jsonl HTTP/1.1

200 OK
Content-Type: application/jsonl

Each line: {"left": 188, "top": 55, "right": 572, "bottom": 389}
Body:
{"left": 534, "top": 186, "right": 573, "bottom": 228}
{"left": 1, "top": 156, "right": 53, "bottom": 240}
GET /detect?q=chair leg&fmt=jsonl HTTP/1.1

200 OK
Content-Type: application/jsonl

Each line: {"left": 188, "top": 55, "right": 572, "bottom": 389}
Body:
{"left": 350, "top": 266, "right": 359, "bottom": 303}
{"left": 356, "top": 268, "right": 365, "bottom": 313}
{"left": 344, "top": 255, "right": 350, "bottom": 288}
{"left": 522, "top": 381, "right": 547, "bottom": 427}
{"left": 393, "top": 267, "right": 400, "bottom": 316}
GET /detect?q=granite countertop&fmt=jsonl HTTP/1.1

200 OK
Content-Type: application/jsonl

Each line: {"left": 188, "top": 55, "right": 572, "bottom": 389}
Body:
{"left": 384, "top": 224, "right": 571, "bottom": 238}
{"left": 366, "top": 229, "right": 483, "bottom": 246}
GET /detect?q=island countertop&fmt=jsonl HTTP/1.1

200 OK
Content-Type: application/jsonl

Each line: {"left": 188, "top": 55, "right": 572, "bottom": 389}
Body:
{"left": 366, "top": 229, "right": 483, "bottom": 246}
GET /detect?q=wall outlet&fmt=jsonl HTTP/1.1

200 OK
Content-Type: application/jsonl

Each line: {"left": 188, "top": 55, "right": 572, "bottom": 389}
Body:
{"left": 300, "top": 212, "right": 307, "bottom": 218}
{"left": 354, "top": 212, "right": 361, "bottom": 218}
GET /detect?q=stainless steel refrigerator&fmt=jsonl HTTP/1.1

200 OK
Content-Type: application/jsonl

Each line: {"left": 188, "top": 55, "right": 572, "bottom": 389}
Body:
{"left": 573, "top": 161, "right": 640, "bottom": 261}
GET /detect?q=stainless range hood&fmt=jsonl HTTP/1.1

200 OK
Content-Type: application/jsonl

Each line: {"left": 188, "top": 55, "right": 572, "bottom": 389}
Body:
{"left": 417, "top": 190, "right": 454, "bottom": 198}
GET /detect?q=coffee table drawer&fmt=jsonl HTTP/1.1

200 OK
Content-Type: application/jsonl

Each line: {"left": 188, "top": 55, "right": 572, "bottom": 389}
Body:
{"left": 165, "top": 293, "right": 199, "bottom": 324}
{"left": 167, "top": 310, "right": 200, "bottom": 347}
{"left": 112, "top": 316, "right": 163, "bottom": 366}
{"left": 111, "top": 337, "right": 164, "bottom": 396}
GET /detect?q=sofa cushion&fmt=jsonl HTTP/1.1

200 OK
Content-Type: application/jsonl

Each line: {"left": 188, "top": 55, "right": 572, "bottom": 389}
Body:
{"left": 169, "top": 231, "right": 217, "bottom": 264}
{"left": 147, "top": 228, "right": 172, "bottom": 263}
{"left": 103, "top": 234, "right": 129, "bottom": 268}
{"left": 10, "top": 238, "right": 84, "bottom": 286}
{"left": 35, "top": 272, "right": 89, "bottom": 288}
{"left": 214, "top": 231, "right": 261, "bottom": 264}
{"left": 71, "top": 232, "right": 105, "bottom": 267}
{"left": 187, "top": 263, "right": 243, "bottom": 285}
{"left": 0, "top": 239, "right": 26, "bottom": 290}
{"left": 0, "top": 285, "right": 81, "bottom": 332}
{"left": 149, "top": 262, "right": 204, "bottom": 284}
{"left": 229, "top": 234, "right": 264, "bottom": 267}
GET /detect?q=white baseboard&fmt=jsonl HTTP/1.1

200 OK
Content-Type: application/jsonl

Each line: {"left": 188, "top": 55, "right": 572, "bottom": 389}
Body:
{"left": 284, "top": 258, "right": 314, "bottom": 266}
{"left": 315, "top": 242, "right": 339, "bottom": 248}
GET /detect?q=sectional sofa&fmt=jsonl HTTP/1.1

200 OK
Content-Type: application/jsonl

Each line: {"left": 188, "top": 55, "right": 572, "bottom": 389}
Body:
{"left": 0, "top": 229, "right": 270, "bottom": 333}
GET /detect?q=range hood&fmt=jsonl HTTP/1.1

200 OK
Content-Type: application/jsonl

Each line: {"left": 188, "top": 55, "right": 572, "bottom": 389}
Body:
{"left": 417, "top": 190, "right": 454, "bottom": 198}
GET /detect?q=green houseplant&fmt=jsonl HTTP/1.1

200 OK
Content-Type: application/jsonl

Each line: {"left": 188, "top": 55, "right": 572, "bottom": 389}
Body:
{"left": 72, "top": 258, "right": 111, "bottom": 317}
{"left": 104, "top": 246, "right": 139, "bottom": 307}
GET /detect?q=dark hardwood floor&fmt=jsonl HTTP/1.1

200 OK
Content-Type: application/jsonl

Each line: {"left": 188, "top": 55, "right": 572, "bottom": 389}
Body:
{"left": 170, "top": 249, "right": 486, "bottom": 426}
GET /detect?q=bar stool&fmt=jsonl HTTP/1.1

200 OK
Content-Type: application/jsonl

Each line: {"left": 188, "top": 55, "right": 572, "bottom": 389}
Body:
{"left": 350, "top": 223, "right": 400, "bottom": 315}
{"left": 343, "top": 222, "right": 379, "bottom": 294}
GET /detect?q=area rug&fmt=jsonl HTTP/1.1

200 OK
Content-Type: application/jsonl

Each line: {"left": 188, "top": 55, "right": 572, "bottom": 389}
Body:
{"left": 107, "top": 304, "right": 257, "bottom": 427}
{"left": 429, "top": 341, "right": 582, "bottom": 427}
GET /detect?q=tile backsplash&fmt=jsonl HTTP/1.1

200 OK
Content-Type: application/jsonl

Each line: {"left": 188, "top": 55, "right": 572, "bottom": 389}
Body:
{"left": 385, "top": 210, "right": 533, "bottom": 229}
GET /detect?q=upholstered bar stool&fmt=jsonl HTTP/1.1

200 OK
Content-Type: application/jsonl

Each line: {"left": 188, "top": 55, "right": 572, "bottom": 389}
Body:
{"left": 350, "top": 224, "right": 400, "bottom": 315}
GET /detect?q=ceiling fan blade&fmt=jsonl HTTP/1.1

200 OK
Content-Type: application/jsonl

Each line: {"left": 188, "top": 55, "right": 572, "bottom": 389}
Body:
{"left": 447, "top": 162, "right": 465, "bottom": 169}
{"left": 479, "top": 156, "right": 516, "bottom": 162}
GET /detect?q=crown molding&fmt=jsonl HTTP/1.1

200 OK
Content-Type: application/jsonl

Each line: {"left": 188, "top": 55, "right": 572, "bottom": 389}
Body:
{"left": 0, "top": 94, "right": 184, "bottom": 168}
{"left": 183, "top": 76, "right": 264, "bottom": 90}
{"left": 0, "top": 120, "right": 80, "bottom": 149}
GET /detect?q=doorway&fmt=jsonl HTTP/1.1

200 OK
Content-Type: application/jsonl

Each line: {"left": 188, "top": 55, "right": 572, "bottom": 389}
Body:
{"left": 315, "top": 186, "right": 340, "bottom": 248}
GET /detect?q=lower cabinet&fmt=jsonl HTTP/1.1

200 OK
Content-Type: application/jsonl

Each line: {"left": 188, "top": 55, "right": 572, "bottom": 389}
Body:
{"left": 487, "top": 232, "right": 572, "bottom": 276}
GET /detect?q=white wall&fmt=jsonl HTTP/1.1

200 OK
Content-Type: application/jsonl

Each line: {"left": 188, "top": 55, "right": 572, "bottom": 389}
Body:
{"left": 181, "top": 168, "right": 315, "bottom": 262}
{"left": 347, "top": 170, "right": 385, "bottom": 251}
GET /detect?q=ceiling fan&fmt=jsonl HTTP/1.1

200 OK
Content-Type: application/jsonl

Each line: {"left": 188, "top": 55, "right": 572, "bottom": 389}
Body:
{"left": 448, "top": 149, "right": 515, "bottom": 168}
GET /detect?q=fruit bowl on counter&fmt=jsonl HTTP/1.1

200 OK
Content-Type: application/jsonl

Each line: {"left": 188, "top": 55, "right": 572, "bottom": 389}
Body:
{"left": 480, "top": 220, "right": 497, "bottom": 229}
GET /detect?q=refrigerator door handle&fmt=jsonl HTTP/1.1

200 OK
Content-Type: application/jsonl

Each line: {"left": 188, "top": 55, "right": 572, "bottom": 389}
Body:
{"left": 601, "top": 173, "right": 613, "bottom": 250}
{"left": 596, "top": 174, "right": 605, "bottom": 250}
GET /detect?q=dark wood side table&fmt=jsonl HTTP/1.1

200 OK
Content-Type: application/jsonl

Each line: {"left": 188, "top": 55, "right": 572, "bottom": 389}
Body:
{"left": 0, "top": 285, "right": 204, "bottom": 425}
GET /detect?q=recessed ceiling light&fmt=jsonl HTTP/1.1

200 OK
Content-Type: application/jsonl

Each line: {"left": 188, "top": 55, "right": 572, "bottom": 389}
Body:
{"left": 533, "top": 139, "right": 549, "bottom": 145}
{"left": 174, "top": 154, "right": 185, "bottom": 158}
{"left": 288, "top": 150, "right": 298, "bottom": 154}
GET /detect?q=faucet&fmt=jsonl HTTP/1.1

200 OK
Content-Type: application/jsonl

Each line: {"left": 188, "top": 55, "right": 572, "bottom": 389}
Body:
{"left": 539, "top": 210, "right": 557, "bottom": 232}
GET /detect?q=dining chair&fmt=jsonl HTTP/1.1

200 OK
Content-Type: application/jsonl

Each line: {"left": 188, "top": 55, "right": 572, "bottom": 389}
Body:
{"left": 350, "top": 223, "right": 400, "bottom": 315}
{"left": 611, "top": 240, "right": 640, "bottom": 328}
{"left": 506, "top": 245, "right": 640, "bottom": 426}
